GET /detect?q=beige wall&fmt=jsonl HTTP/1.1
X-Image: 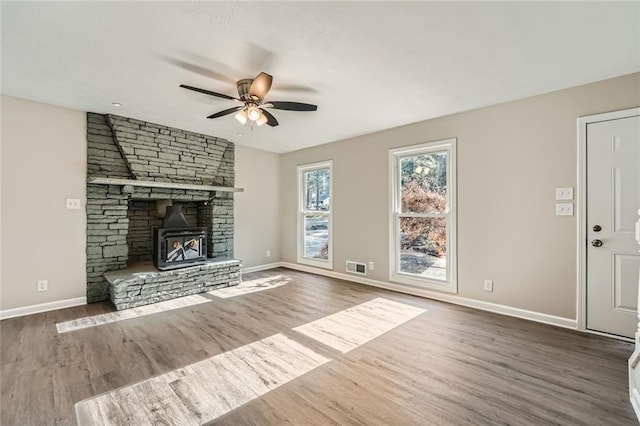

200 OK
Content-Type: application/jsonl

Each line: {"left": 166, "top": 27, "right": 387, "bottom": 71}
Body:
{"left": 280, "top": 73, "right": 640, "bottom": 320}
{"left": 1, "top": 96, "right": 87, "bottom": 310}
{"left": 234, "top": 145, "right": 281, "bottom": 268}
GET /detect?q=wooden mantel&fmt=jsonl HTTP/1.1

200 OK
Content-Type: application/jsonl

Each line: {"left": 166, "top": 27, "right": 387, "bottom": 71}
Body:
{"left": 87, "top": 177, "right": 244, "bottom": 193}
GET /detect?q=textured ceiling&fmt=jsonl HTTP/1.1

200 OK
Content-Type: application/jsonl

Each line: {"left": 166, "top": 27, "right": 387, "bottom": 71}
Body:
{"left": 2, "top": 2, "right": 639, "bottom": 153}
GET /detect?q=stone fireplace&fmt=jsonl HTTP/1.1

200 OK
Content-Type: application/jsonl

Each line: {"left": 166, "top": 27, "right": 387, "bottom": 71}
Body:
{"left": 86, "top": 113, "right": 242, "bottom": 308}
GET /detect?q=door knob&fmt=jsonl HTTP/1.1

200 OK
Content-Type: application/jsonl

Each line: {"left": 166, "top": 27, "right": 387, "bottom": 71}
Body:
{"left": 591, "top": 239, "right": 603, "bottom": 247}
{"left": 593, "top": 225, "right": 601, "bottom": 232}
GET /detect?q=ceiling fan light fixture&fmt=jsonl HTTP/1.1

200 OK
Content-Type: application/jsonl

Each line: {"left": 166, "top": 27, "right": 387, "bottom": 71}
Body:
{"left": 234, "top": 109, "right": 248, "bottom": 125}
{"left": 256, "top": 112, "right": 269, "bottom": 127}
{"left": 247, "top": 105, "right": 261, "bottom": 121}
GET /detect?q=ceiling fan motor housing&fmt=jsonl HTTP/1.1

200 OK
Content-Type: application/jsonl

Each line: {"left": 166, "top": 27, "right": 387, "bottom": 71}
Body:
{"left": 236, "top": 79, "right": 254, "bottom": 102}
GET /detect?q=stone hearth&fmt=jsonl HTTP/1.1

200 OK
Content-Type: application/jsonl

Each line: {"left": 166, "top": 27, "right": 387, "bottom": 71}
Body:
{"left": 106, "top": 260, "right": 241, "bottom": 310}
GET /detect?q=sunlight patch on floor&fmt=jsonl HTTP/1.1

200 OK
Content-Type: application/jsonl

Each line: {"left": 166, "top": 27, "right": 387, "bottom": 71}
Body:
{"left": 57, "top": 276, "right": 293, "bottom": 333}
{"left": 56, "top": 294, "right": 212, "bottom": 333}
{"left": 75, "top": 333, "right": 330, "bottom": 425}
{"left": 207, "top": 275, "right": 291, "bottom": 298}
{"left": 292, "top": 297, "right": 426, "bottom": 353}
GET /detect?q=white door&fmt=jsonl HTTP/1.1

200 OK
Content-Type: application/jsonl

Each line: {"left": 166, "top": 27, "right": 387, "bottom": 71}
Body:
{"left": 586, "top": 113, "right": 640, "bottom": 338}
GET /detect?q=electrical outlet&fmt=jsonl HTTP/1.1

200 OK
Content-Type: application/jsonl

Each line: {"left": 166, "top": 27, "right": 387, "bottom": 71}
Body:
{"left": 483, "top": 280, "right": 493, "bottom": 292}
{"left": 266, "top": 250, "right": 271, "bottom": 258}
{"left": 66, "top": 198, "right": 81, "bottom": 209}
{"left": 556, "top": 203, "right": 574, "bottom": 216}
{"left": 368, "top": 262, "right": 375, "bottom": 271}
{"left": 37, "top": 280, "right": 48, "bottom": 292}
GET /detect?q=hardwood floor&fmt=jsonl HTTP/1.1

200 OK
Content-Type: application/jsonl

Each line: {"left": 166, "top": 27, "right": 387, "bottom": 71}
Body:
{"left": 1, "top": 268, "right": 636, "bottom": 425}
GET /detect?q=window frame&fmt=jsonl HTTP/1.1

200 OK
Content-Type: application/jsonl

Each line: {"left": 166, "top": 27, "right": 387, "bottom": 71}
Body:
{"left": 297, "top": 160, "right": 333, "bottom": 269}
{"left": 388, "top": 138, "right": 457, "bottom": 293}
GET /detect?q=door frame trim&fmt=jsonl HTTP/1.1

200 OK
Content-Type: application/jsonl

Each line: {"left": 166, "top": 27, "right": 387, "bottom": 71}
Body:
{"left": 576, "top": 107, "right": 640, "bottom": 333}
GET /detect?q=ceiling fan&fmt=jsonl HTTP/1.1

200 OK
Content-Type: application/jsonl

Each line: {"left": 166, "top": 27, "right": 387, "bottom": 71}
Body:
{"left": 180, "top": 72, "right": 317, "bottom": 127}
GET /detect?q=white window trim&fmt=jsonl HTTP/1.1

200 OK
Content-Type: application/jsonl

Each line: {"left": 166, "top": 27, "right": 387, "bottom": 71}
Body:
{"left": 297, "top": 160, "right": 333, "bottom": 269}
{"left": 388, "top": 138, "right": 457, "bottom": 293}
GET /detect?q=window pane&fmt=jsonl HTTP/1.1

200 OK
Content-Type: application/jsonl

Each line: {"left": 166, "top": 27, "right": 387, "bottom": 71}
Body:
{"left": 400, "top": 152, "right": 447, "bottom": 213}
{"left": 304, "top": 215, "right": 329, "bottom": 260}
{"left": 304, "top": 168, "right": 330, "bottom": 211}
{"left": 399, "top": 217, "right": 446, "bottom": 280}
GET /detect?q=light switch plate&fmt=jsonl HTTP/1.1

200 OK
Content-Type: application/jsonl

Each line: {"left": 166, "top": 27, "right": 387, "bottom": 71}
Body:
{"left": 555, "top": 187, "right": 573, "bottom": 201}
{"left": 66, "top": 198, "right": 81, "bottom": 209}
{"left": 556, "top": 203, "right": 574, "bottom": 216}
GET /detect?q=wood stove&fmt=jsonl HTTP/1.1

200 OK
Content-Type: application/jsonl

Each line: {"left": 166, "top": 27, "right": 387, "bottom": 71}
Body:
{"left": 153, "top": 204, "right": 207, "bottom": 270}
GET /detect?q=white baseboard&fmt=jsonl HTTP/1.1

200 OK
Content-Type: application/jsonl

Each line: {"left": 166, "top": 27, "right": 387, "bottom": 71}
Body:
{"left": 0, "top": 297, "right": 87, "bottom": 320}
{"left": 630, "top": 388, "right": 640, "bottom": 422}
{"left": 629, "top": 335, "right": 640, "bottom": 423}
{"left": 280, "top": 262, "right": 577, "bottom": 330}
{"left": 241, "top": 262, "right": 284, "bottom": 274}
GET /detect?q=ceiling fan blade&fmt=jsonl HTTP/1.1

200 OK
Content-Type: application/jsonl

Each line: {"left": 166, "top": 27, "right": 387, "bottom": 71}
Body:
{"left": 163, "top": 56, "right": 237, "bottom": 84}
{"left": 261, "top": 109, "right": 279, "bottom": 127}
{"left": 249, "top": 72, "right": 273, "bottom": 99}
{"left": 264, "top": 101, "right": 317, "bottom": 112}
{"left": 207, "top": 106, "right": 244, "bottom": 119}
{"left": 180, "top": 84, "right": 240, "bottom": 102}
{"left": 271, "top": 84, "right": 318, "bottom": 93}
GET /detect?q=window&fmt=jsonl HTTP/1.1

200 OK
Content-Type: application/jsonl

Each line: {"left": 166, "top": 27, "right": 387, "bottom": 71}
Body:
{"left": 389, "top": 139, "right": 457, "bottom": 292}
{"left": 298, "top": 161, "right": 332, "bottom": 269}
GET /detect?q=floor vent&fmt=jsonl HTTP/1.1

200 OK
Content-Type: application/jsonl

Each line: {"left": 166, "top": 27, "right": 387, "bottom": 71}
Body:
{"left": 346, "top": 261, "right": 366, "bottom": 275}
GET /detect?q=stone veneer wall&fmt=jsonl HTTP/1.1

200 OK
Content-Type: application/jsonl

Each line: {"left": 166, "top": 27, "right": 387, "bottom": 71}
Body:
{"left": 86, "top": 113, "right": 235, "bottom": 302}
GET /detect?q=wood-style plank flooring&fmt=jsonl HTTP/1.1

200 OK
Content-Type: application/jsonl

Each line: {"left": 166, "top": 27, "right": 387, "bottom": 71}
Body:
{"left": 1, "top": 268, "right": 636, "bottom": 425}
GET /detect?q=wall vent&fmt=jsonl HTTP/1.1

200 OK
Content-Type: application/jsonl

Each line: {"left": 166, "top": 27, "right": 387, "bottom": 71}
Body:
{"left": 346, "top": 261, "right": 366, "bottom": 275}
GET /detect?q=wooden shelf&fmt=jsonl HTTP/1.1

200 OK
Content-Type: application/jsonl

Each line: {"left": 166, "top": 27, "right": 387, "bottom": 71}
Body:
{"left": 87, "top": 177, "right": 243, "bottom": 193}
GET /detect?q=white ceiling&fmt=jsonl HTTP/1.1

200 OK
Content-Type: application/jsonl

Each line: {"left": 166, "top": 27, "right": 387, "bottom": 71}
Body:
{"left": 2, "top": 2, "right": 639, "bottom": 153}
